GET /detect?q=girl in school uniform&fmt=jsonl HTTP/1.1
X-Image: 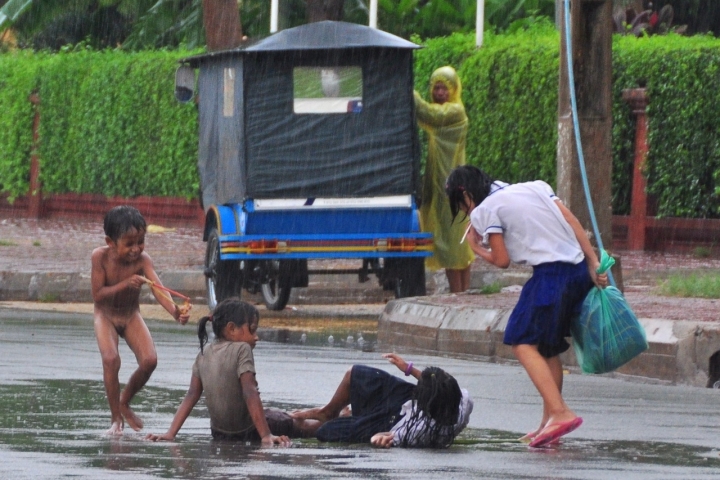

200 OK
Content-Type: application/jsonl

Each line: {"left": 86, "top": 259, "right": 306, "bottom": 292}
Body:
{"left": 445, "top": 165, "right": 607, "bottom": 448}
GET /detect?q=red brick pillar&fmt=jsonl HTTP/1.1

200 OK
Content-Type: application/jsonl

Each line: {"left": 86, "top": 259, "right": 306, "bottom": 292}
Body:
{"left": 28, "top": 92, "right": 43, "bottom": 218}
{"left": 622, "top": 88, "right": 649, "bottom": 251}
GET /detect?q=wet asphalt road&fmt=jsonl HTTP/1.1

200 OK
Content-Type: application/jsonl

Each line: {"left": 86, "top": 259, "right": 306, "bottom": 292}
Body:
{"left": 0, "top": 308, "right": 719, "bottom": 479}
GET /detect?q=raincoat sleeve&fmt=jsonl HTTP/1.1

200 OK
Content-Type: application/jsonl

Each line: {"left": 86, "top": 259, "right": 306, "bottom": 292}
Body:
{"left": 414, "top": 91, "right": 467, "bottom": 129}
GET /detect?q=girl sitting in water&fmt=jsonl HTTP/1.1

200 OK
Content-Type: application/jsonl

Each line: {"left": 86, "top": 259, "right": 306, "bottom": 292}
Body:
{"left": 146, "top": 298, "right": 303, "bottom": 447}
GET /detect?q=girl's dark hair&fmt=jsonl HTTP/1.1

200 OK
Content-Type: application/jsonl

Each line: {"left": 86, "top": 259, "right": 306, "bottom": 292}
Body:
{"left": 445, "top": 165, "right": 495, "bottom": 222}
{"left": 103, "top": 205, "right": 147, "bottom": 241}
{"left": 197, "top": 297, "right": 259, "bottom": 353}
{"left": 399, "top": 366, "right": 462, "bottom": 448}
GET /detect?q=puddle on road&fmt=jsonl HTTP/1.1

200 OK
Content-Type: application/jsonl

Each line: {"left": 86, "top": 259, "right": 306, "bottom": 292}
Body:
{"left": 1, "top": 379, "right": 718, "bottom": 479}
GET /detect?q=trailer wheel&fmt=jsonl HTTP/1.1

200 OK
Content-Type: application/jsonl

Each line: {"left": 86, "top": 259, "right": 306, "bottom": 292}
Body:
{"left": 261, "top": 260, "right": 293, "bottom": 311}
{"left": 394, "top": 258, "right": 427, "bottom": 299}
{"left": 205, "top": 228, "right": 241, "bottom": 309}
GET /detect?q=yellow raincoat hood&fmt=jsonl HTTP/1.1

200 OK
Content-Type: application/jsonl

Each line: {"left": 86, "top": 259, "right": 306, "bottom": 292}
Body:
{"left": 429, "top": 66, "right": 462, "bottom": 104}
{"left": 414, "top": 66, "right": 474, "bottom": 271}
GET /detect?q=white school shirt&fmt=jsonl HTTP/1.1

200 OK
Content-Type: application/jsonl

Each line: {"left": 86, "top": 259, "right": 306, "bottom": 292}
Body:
{"left": 469, "top": 180, "right": 584, "bottom": 266}
{"left": 390, "top": 388, "right": 473, "bottom": 447}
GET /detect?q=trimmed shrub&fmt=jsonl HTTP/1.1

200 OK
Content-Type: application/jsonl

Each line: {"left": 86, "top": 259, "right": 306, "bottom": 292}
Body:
{"left": 0, "top": 51, "right": 42, "bottom": 200}
{"left": 1, "top": 31, "right": 720, "bottom": 219}
{"left": 37, "top": 49, "right": 199, "bottom": 198}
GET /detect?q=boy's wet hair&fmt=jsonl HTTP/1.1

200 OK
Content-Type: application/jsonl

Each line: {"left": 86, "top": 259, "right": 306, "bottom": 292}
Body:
{"left": 445, "top": 165, "right": 495, "bottom": 222}
{"left": 103, "top": 206, "right": 147, "bottom": 241}
{"left": 198, "top": 297, "right": 259, "bottom": 353}
{"left": 399, "top": 366, "right": 462, "bottom": 448}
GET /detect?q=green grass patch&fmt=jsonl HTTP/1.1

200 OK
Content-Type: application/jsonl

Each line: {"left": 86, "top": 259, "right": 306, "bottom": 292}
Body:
{"left": 38, "top": 293, "right": 61, "bottom": 303}
{"left": 0, "top": 239, "right": 17, "bottom": 246}
{"left": 692, "top": 246, "right": 713, "bottom": 258}
{"left": 657, "top": 272, "right": 720, "bottom": 298}
{"left": 479, "top": 282, "right": 502, "bottom": 295}
{"left": 32, "top": 240, "right": 41, "bottom": 247}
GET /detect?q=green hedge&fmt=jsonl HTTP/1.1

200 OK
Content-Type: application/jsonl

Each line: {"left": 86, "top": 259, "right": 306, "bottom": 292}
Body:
{"left": 0, "top": 49, "right": 199, "bottom": 200}
{"left": 0, "top": 51, "right": 40, "bottom": 201}
{"left": 2, "top": 31, "right": 720, "bottom": 218}
{"left": 613, "top": 35, "right": 720, "bottom": 218}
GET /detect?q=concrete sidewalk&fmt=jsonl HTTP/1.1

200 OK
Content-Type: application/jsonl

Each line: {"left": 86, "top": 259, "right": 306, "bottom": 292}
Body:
{"left": 1, "top": 266, "right": 719, "bottom": 389}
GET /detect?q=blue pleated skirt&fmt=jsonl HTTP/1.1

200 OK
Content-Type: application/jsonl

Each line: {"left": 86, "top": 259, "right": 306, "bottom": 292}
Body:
{"left": 503, "top": 260, "right": 594, "bottom": 358}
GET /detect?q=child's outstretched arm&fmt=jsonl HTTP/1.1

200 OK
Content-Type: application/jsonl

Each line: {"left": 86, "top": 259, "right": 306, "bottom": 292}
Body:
{"left": 142, "top": 257, "right": 190, "bottom": 325}
{"left": 555, "top": 200, "right": 608, "bottom": 287}
{"left": 146, "top": 374, "right": 203, "bottom": 442}
{"left": 240, "top": 372, "right": 291, "bottom": 447}
{"left": 383, "top": 353, "right": 420, "bottom": 380}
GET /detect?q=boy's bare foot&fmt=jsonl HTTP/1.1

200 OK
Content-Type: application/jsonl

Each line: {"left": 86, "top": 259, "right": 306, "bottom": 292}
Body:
{"left": 106, "top": 419, "right": 124, "bottom": 436}
{"left": 121, "top": 404, "right": 144, "bottom": 431}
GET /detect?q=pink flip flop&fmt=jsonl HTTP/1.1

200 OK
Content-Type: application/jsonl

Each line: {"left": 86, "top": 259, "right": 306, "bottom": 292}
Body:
{"left": 529, "top": 417, "right": 583, "bottom": 448}
{"left": 518, "top": 431, "right": 562, "bottom": 445}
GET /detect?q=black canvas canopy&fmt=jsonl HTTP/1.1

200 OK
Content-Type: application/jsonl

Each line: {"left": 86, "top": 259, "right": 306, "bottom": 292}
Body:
{"left": 184, "top": 21, "right": 422, "bottom": 209}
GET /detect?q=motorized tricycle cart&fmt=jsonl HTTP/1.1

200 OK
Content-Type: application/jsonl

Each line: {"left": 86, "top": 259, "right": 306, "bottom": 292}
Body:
{"left": 177, "top": 21, "right": 431, "bottom": 310}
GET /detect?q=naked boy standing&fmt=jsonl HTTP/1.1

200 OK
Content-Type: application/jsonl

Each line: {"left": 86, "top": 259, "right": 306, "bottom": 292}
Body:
{"left": 91, "top": 206, "right": 190, "bottom": 435}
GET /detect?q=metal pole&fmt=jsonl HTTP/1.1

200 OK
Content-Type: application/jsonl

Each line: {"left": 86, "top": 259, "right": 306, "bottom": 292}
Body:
{"left": 369, "top": 0, "right": 378, "bottom": 28}
{"left": 270, "top": 0, "right": 279, "bottom": 33}
{"left": 476, "top": 0, "right": 484, "bottom": 47}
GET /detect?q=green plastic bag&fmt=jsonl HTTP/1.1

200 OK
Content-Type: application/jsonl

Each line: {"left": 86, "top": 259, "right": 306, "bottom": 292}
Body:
{"left": 571, "top": 251, "right": 648, "bottom": 374}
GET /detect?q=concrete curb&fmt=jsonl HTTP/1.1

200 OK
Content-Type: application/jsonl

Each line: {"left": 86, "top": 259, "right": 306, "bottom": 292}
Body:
{"left": 0, "top": 266, "right": 524, "bottom": 305}
{"left": 377, "top": 297, "right": 720, "bottom": 388}
{"left": 0, "top": 270, "right": 397, "bottom": 305}
{"left": 0, "top": 270, "right": 211, "bottom": 304}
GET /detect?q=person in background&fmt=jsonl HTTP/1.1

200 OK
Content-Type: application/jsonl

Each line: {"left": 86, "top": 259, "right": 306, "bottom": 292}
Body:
{"left": 415, "top": 66, "right": 475, "bottom": 293}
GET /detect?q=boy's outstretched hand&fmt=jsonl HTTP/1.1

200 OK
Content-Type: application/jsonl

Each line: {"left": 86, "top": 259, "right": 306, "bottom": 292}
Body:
{"left": 174, "top": 302, "right": 192, "bottom": 325}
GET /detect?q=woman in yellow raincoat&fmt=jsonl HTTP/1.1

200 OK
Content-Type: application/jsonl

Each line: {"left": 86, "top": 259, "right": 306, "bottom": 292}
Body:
{"left": 415, "top": 66, "right": 474, "bottom": 292}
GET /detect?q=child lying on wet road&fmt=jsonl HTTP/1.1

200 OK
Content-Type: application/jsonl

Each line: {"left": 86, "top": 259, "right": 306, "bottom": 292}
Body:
{"left": 292, "top": 353, "right": 473, "bottom": 448}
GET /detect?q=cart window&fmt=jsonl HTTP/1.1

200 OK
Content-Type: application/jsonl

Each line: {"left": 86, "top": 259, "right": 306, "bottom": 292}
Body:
{"left": 293, "top": 66, "right": 362, "bottom": 114}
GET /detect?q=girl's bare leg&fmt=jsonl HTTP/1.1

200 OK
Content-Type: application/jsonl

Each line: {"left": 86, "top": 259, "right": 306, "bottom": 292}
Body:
{"left": 518, "top": 354, "right": 565, "bottom": 441}
{"left": 512, "top": 345, "right": 577, "bottom": 428}
{"left": 94, "top": 314, "right": 123, "bottom": 435}
{"left": 119, "top": 314, "right": 158, "bottom": 431}
{"left": 291, "top": 367, "right": 352, "bottom": 422}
